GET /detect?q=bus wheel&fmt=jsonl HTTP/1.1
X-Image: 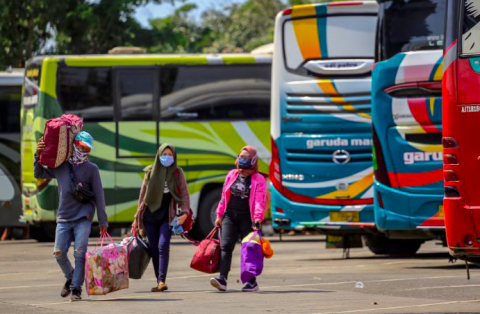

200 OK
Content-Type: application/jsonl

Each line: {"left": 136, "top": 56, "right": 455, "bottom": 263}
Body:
{"left": 364, "top": 234, "right": 391, "bottom": 255}
{"left": 197, "top": 188, "right": 222, "bottom": 238}
{"left": 30, "top": 223, "right": 56, "bottom": 242}
{"left": 365, "top": 235, "right": 423, "bottom": 256}
{"left": 388, "top": 239, "right": 423, "bottom": 256}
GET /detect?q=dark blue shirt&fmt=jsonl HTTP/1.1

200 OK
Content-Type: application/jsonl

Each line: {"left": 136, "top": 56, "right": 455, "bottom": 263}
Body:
{"left": 34, "top": 157, "right": 108, "bottom": 226}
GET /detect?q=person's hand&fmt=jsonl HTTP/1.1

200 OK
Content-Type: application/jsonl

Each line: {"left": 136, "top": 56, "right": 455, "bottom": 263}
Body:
{"left": 131, "top": 222, "right": 139, "bottom": 234}
{"left": 253, "top": 220, "right": 261, "bottom": 230}
{"left": 177, "top": 213, "right": 187, "bottom": 225}
{"left": 100, "top": 226, "right": 108, "bottom": 235}
{"left": 35, "top": 137, "right": 45, "bottom": 157}
{"left": 215, "top": 217, "right": 222, "bottom": 228}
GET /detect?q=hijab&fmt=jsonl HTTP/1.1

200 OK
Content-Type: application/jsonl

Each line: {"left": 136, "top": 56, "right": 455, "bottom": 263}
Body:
{"left": 144, "top": 143, "right": 182, "bottom": 212}
{"left": 235, "top": 145, "right": 260, "bottom": 177}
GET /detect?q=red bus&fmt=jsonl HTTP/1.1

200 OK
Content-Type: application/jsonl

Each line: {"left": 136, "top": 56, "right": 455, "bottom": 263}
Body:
{"left": 443, "top": 0, "right": 480, "bottom": 262}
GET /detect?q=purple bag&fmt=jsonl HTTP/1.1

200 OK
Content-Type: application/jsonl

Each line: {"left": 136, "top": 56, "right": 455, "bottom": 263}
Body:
{"left": 240, "top": 231, "right": 264, "bottom": 284}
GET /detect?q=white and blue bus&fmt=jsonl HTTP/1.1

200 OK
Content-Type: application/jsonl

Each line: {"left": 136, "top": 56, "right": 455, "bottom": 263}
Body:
{"left": 270, "top": 1, "right": 379, "bottom": 250}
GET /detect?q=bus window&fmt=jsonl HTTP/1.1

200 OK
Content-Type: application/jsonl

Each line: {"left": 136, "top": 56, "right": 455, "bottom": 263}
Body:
{"left": 160, "top": 65, "right": 271, "bottom": 121}
{"left": 0, "top": 86, "right": 22, "bottom": 133}
{"left": 378, "top": 0, "right": 445, "bottom": 61}
{"left": 462, "top": 0, "right": 480, "bottom": 54}
{"left": 114, "top": 69, "right": 159, "bottom": 158}
{"left": 283, "top": 15, "right": 376, "bottom": 70}
{"left": 57, "top": 67, "right": 113, "bottom": 122}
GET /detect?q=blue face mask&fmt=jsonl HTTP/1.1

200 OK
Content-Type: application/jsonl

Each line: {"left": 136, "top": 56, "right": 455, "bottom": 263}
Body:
{"left": 238, "top": 157, "right": 252, "bottom": 169}
{"left": 160, "top": 155, "right": 174, "bottom": 167}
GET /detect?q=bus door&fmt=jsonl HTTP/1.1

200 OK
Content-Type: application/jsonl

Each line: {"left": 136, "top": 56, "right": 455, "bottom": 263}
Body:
{"left": 443, "top": 0, "right": 480, "bottom": 258}
{"left": 113, "top": 68, "right": 160, "bottom": 222}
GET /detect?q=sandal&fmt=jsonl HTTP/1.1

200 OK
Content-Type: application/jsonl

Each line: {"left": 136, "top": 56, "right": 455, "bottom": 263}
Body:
{"left": 151, "top": 282, "right": 168, "bottom": 292}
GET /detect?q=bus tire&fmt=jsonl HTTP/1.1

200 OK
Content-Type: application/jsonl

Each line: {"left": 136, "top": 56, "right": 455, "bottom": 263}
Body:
{"left": 197, "top": 188, "right": 222, "bottom": 238}
{"left": 388, "top": 239, "right": 423, "bottom": 256}
{"left": 30, "top": 223, "right": 56, "bottom": 242}
{"left": 365, "top": 235, "right": 423, "bottom": 256}
{"left": 364, "top": 234, "right": 391, "bottom": 255}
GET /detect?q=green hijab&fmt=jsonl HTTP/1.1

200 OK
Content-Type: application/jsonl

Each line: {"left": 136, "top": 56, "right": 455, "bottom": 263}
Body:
{"left": 144, "top": 143, "right": 182, "bottom": 212}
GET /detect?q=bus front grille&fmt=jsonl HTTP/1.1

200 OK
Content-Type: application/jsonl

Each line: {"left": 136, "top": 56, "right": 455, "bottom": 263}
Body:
{"left": 286, "top": 148, "right": 372, "bottom": 163}
{"left": 285, "top": 92, "right": 371, "bottom": 115}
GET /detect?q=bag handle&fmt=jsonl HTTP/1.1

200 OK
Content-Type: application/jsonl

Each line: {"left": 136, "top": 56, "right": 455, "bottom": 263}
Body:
{"left": 247, "top": 230, "right": 262, "bottom": 244}
{"left": 94, "top": 232, "right": 117, "bottom": 250}
{"left": 206, "top": 227, "right": 220, "bottom": 240}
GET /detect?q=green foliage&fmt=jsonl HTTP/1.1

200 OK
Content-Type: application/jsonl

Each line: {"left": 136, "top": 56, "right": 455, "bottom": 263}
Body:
{"left": 0, "top": 0, "right": 168, "bottom": 68}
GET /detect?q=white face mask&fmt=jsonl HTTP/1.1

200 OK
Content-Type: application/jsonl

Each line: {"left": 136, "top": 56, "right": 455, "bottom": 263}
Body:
{"left": 70, "top": 145, "right": 89, "bottom": 165}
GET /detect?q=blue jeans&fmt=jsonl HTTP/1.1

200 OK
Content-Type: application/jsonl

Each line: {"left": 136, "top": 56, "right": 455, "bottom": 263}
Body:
{"left": 53, "top": 219, "right": 91, "bottom": 290}
{"left": 144, "top": 219, "right": 171, "bottom": 283}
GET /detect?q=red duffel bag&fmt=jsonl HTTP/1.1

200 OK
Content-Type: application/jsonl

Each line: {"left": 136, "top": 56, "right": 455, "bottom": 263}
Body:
{"left": 190, "top": 228, "right": 220, "bottom": 274}
{"left": 39, "top": 114, "right": 83, "bottom": 168}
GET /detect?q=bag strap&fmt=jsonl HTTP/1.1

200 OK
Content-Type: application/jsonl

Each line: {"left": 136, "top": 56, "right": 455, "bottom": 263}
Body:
{"left": 181, "top": 233, "right": 200, "bottom": 246}
{"left": 248, "top": 230, "right": 262, "bottom": 243}
{"left": 67, "top": 162, "right": 77, "bottom": 183}
{"left": 206, "top": 227, "right": 219, "bottom": 240}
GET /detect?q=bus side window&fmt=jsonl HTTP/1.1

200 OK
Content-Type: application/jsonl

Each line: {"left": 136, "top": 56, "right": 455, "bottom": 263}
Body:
{"left": 57, "top": 67, "right": 114, "bottom": 122}
{"left": 160, "top": 65, "right": 271, "bottom": 122}
{"left": 462, "top": 1, "right": 480, "bottom": 55}
{"left": 0, "top": 86, "right": 22, "bottom": 133}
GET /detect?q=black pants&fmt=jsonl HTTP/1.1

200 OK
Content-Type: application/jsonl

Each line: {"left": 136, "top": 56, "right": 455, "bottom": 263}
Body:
{"left": 219, "top": 211, "right": 253, "bottom": 280}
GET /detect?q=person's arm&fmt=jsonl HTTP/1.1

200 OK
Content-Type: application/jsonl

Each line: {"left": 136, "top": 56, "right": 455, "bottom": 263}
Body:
{"left": 178, "top": 169, "right": 191, "bottom": 214}
{"left": 253, "top": 175, "right": 267, "bottom": 223}
{"left": 133, "top": 171, "right": 149, "bottom": 230}
{"left": 91, "top": 166, "right": 108, "bottom": 228}
{"left": 33, "top": 138, "right": 56, "bottom": 179}
{"left": 215, "top": 171, "right": 233, "bottom": 227}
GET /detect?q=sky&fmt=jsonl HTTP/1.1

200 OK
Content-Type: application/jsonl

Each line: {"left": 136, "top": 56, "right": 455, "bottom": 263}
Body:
{"left": 135, "top": 0, "right": 248, "bottom": 28}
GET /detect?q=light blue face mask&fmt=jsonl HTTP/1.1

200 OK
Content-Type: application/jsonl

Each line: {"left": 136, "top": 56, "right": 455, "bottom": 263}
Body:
{"left": 160, "top": 155, "right": 174, "bottom": 167}
{"left": 170, "top": 217, "right": 184, "bottom": 235}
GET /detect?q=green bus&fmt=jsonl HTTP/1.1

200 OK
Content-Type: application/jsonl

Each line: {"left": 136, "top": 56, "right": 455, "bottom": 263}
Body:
{"left": 21, "top": 54, "right": 272, "bottom": 240}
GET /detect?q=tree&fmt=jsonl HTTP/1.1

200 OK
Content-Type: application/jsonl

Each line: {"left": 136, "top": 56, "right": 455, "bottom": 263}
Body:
{"left": 0, "top": 0, "right": 174, "bottom": 68}
{"left": 0, "top": 0, "right": 52, "bottom": 68}
{"left": 147, "top": 3, "right": 212, "bottom": 53}
{"left": 201, "top": 0, "right": 284, "bottom": 53}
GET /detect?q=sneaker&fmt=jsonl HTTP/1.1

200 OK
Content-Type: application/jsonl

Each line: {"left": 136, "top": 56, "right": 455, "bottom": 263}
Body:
{"left": 60, "top": 279, "right": 72, "bottom": 298}
{"left": 242, "top": 281, "right": 259, "bottom": 292}
{"left": 70, "top": 288, "right": 82, "bottom": 301}
{"left": 210, "top": 277, "right": 227, "bottom": 292}
{"left": 151, "top": 282, "right": 168, "bottom": 292}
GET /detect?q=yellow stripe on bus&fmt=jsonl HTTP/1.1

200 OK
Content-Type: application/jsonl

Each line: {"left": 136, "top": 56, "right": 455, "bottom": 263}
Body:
{"left": 316, "top": 172, "right": 373, "bottom": 200}
{"left": 317, "top": 81, "right": 371, "bottom": 119}
{"left": 292, "top": 6, "right": 322, "bottom": 61}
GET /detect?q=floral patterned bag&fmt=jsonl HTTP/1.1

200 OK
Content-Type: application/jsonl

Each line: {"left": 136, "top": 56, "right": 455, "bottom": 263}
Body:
{"left": 85, "top": 233, "right": 129, "bottom": 295}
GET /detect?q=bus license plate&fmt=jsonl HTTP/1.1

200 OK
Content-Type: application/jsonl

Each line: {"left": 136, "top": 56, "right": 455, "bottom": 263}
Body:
{"left": 330, "top": 211, "right": 359, "bottom": 222}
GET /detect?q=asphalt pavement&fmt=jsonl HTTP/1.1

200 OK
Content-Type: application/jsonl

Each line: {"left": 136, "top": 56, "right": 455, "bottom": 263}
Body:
{"left": 1, "top": 235, "right": 480, "bottom": 314}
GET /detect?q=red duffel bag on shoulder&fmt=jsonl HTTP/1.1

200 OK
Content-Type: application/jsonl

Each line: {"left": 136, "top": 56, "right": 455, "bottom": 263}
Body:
{"left": 190, "top": 228, "right": 220, "bottom": 274}
{"left": 39, "top": 114, "right": 83, "bottom": 168}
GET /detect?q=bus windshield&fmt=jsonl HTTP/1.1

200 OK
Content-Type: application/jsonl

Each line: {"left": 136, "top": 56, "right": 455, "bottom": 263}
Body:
{"left": 379, "top": 0, "right": 446, "bottom": 60}
{"left": 283, "top": 15, "right": 376, "bottom": 69}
